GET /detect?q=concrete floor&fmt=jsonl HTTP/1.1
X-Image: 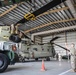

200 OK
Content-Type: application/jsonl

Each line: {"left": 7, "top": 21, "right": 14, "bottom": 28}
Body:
{"left": 1, "top": 59, "right": 76, "bottom": 75}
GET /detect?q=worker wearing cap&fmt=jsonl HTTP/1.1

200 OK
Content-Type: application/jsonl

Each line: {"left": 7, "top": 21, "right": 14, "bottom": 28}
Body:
{"left": 70, "top": 43, "right": 76, "bottom": 72}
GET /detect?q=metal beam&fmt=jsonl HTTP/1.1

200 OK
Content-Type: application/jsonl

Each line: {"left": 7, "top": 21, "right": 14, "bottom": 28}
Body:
{"left": 0, "top": 2, "right": 24, "bottom": 17}
{"left": 37, "top": 4, "right": 76, "bottom": 18}
{"left": 31, "top": 25, "right": 76, "bottom": 40}
{"left": 25, "top": 18, "right": 76, "bottom": 33}
{"left": 0, "top": 4, "right": 17, "bottom": 17}
{"left": 37, "top": 7, "right": 69, "bottom": 17}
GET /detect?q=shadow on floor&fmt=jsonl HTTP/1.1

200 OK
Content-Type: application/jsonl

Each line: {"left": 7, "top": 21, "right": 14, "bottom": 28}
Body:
{"left": 5, "top": 66, "right": 32, "bottom": 73}
{"left": 20, "top": 59, "right": 58, "bottom": 63}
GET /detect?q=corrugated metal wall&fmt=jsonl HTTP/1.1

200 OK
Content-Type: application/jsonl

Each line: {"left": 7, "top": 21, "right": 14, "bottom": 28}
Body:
{"left": 42, "top": 31, "right": 76, "bottom": 55}
{"left": 42, "top": 36, "right": 52, "bottom": 43}
{"left": 67, "top": 32, "right": 76, "bottom": 48}
{"left": 34, "top": 36, "right": 42, "bottom": 44}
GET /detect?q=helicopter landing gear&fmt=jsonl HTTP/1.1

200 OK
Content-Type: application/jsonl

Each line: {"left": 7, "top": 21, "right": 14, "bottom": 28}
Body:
{"left": 46, "top": 57, "right": 50, "bottom": 61}
{"left": 35, "top": 58, "right": 38, "bottom": 61}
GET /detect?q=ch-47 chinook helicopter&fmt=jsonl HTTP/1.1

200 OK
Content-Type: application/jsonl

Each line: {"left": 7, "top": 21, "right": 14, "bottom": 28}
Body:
{"left": 17, "top": 36, "right": 59, "bottom": 61}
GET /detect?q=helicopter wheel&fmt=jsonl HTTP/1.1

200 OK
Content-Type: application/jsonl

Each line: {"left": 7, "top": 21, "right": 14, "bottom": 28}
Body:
{"left": 35, "top": 58, "right": 38, "bottom": 61}
{"left": 46, "top": 57, "right": 50, "bottom": 61}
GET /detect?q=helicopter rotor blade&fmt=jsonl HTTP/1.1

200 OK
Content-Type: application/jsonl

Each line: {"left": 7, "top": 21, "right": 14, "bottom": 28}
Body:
{"left": 50, "top": 36, "right": 60, "bottom": 43}
{"left": 19, "top": 30, "right": 30, "bottom": 39}
{"left": 19, "top": 30, "right": 34, "bottom": 43}
{"left": 52, "top": 43, "right": 70, "bottom": 52}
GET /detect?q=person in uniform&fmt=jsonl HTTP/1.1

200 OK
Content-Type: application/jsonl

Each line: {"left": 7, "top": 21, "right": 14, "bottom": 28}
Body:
{"left": 56, "top": 53, "right": 59, "bottom": 60}
{"left": 58, "top": 53, "right": 62, "bottom": 62}
{"left": 70, "top": 43, "right": 76, "bottom": 72}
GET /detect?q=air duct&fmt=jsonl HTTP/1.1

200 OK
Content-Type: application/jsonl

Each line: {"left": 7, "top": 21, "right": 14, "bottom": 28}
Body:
{"left": 31, "top": 25, "right": 76, "bottom": 41}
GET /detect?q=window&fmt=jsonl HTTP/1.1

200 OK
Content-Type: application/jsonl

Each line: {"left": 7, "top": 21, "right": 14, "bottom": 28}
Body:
{"left": 33, "top": 48, "right": 38, "bottom": 51}
{"left": 42, "top": 48, "right": 44, "bottom": 51}
{"left": 47, "top": 49, "right": 49, "bottom": 51}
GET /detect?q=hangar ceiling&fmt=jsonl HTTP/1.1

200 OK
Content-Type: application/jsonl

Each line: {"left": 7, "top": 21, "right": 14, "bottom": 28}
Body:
{"left": 0, "top": 0, "right": 76, "bottom": 36}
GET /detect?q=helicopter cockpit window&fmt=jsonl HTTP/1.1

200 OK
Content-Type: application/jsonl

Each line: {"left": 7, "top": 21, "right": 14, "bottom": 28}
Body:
{"left": 27, "top": 48, "right": 29, "bottom": 51}
{"left": 33, "top": 48, "right": 38, "bottom": 51}
{"left": 47, "top": 49, "right": 49, "bottom": 51}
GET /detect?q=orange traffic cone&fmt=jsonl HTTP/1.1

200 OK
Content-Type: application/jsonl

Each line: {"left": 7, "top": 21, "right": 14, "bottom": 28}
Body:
{"left": 41, "top": 60, "right": 46, "bottom": 71}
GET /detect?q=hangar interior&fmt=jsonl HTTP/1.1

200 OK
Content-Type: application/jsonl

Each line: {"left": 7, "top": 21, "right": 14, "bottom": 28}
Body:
{"left": 0, "top": 0, "right": 76, "bottom": 75}
{"left": 0, "top": 0, "right": 76, "bottom": 54}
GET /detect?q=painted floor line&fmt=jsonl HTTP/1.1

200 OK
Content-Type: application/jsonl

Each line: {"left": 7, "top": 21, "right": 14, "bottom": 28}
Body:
{"left": 58, "top": 69, "right": 72, "bottom": 75}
